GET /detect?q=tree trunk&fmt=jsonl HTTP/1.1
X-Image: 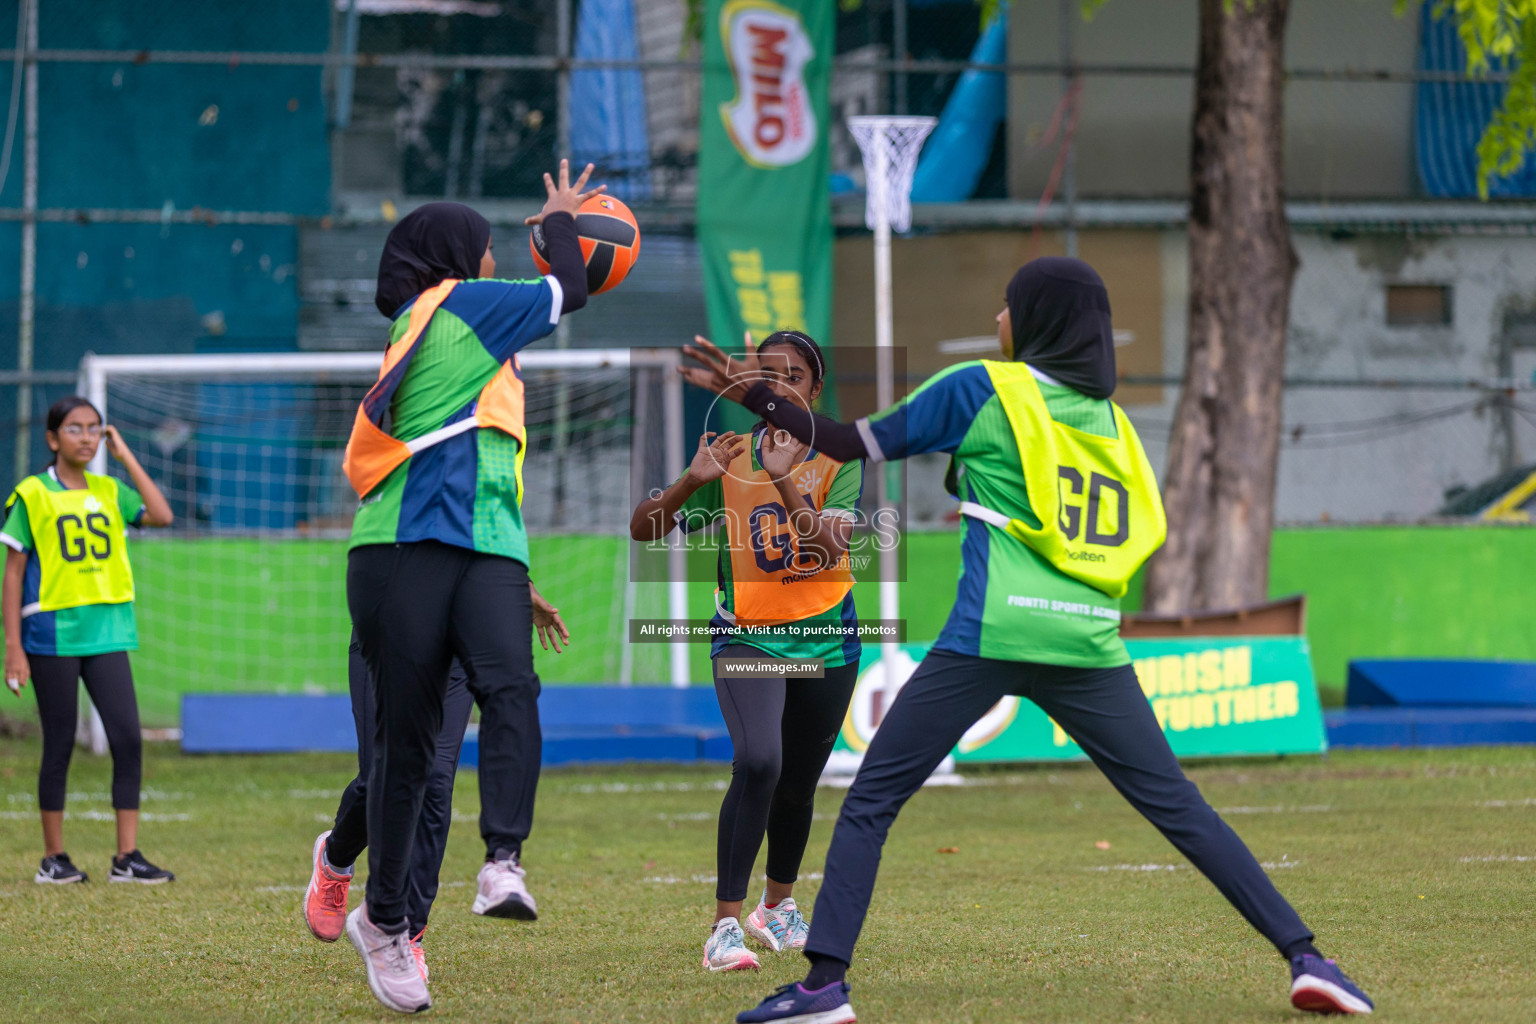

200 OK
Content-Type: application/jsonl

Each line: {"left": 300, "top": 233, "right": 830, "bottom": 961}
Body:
{"left": 1142, "top": 0, "right": 1295, "bottom": 614}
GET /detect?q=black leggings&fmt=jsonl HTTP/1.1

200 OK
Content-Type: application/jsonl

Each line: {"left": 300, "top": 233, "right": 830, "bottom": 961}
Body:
{"left": 348, "top": 541, "right": 542, "bottom": 930}
{"left": 326, "top": 633, "right": 478, "bottom": 933}
{"left": 31, "top": 651, "right": 142, "bottom": 812}
{"left": 713, "top": 645, "right": 860, "bottom": 903}
{"left": 804, "top": 650, "right": 1314, "bottom": 965}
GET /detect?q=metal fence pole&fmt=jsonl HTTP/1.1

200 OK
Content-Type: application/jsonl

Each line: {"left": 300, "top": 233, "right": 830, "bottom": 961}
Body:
{"left": 13, "top": 0, "right": 37, "bottom": 486}
{"left": 1059, "top": 0, "right": 1079, "bottom": 258}
{"left": 551, "top": 0, "right": 574, "bottom": 518}
{"left": 335, "top": 0, "right": 361, "bottom": 128}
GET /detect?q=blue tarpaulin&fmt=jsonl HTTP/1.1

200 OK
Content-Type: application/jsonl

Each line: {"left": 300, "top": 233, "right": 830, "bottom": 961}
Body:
{"left": 910, "top": 5, "right": 1008, "bottom": 203}
{"left": 1416, "top": 3, "right": 1536, "bottom": 198}
{"left": 570, "top": 0, "right": 652, "bottom": 201}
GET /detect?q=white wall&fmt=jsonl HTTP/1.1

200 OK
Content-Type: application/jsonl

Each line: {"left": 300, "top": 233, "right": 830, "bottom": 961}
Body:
{"left": 1124, "top": 230, "right": 1536, "bottom": 523}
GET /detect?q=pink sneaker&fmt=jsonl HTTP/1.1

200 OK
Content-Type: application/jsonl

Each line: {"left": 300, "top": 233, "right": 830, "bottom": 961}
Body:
{"left": 411, "top": 929, "right": 429, "bottom": 983}
{"left": 303, "top": 831, "right": 351, "bottom": 943}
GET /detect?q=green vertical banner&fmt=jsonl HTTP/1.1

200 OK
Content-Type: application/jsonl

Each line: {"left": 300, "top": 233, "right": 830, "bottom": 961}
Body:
{"left": 698, "top": 0, "right": 833, "bottom": 357}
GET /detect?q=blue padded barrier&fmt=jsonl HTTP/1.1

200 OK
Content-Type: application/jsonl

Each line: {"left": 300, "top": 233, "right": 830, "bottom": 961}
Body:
{"left": 1326, "top": 708, "right": 1536, "bottom": 748}
{"left": 1346, "top": 660, "right": 1536, "bottom": 708}
{"left": 181, "top": 694, "right": 356, "bottom": 754}
{"left": 181, "top": 687, "right": 731, "bottom": 763}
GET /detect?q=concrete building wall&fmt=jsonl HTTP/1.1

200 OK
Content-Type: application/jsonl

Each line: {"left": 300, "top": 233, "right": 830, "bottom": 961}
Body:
{"left": 1006, "top": 0, "right": 1419, "bottom": 199}
{"left": 833, "top": 226, "right": 1536, "bottom": 525}
{"left": 1133, "top": 230, "right": 1536, "bottom": 523}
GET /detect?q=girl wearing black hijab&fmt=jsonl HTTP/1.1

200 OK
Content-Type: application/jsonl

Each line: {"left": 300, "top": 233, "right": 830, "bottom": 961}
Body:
{"left": 339, "top": 163, "right": 599, "bottom": 1013}
{"left": 683, "top": 258, "right": 1376, "bottom": 1022}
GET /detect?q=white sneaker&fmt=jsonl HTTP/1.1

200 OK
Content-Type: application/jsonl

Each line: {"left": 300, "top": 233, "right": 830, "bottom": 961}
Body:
{"left": 744, "top": 895, "right": 810, "bottom": 952}
{"left": 702, "top": 917, "right": 760, "bottom": 972}
{"left": 471, "top": 853, "right": 538, "bottom": 920}
{"left": 346, "top": 904, "right": 432, "bottom": 1014}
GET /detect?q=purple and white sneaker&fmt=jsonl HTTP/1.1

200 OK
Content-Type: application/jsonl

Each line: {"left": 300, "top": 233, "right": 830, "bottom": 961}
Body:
{"left": 1290, "top": 954, "right": 1374, "bottom": 1014}
{"left": 736, "top": 981, "right": 856, "bottom": 1024}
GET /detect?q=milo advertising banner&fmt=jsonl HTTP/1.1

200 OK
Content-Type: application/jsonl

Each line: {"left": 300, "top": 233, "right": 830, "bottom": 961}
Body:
{"left": 697, "top": 0, "right": 833, "bottom": 352}
{"left": 837, "top": 637, "right": 1328, "bottom": 762}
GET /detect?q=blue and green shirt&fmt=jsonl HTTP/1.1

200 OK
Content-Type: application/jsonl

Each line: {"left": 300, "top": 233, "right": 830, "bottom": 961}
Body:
{"left": 859, "top": 361, "right": 1130, "bottom": 668}
{"left": 348, "top": 276, "right": 562, "bottom": 566}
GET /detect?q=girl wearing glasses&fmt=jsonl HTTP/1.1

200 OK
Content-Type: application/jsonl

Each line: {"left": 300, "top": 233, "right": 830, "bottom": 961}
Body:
{"left": 3, "top": 395, "right": 175, "bottom": 885}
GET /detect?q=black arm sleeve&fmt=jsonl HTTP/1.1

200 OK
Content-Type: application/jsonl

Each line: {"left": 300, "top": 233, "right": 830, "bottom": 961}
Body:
{"left": 741, "top": 382, "right": 869, "bottom": 462}
{"left": 540, "top": 211, "right": 588, "bottom": 314}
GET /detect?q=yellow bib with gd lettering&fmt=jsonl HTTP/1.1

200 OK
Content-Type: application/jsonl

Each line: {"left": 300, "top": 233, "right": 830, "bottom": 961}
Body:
{"left": 961, "top": 361, "right": 1166, "bottom": 599}
{"left": 11, "top": 473, "right": 135, "bottom": 612}
{"left": 720, "top": 441, "right": 855, "bottom": 627}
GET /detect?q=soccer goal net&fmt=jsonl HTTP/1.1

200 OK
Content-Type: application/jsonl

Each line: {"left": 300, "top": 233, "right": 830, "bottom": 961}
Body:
{"left": 78, "top": 349, "right": 688, "bottom": 726}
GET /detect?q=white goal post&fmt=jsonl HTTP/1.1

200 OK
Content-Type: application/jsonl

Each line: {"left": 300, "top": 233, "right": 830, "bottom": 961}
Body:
{"left": 71, "top": 348, "right": 691, "bottom": 739}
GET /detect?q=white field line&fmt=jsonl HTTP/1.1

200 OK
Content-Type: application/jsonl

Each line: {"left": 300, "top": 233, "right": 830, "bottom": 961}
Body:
{"left": 554, "top": 780, "right": 732, "bottom": 795}
{"left": 652, "top": 811, "right": 830, "bottom": 822}
{"left": 5, "top": 789, "right": 193, "bottom": 803}
{"left": 1478, "top": 798, "right": 1536, "bottom": 808}
{"left": 1215, "top": 805, "right": 1334, "bottom": 815}
{"left": 1089, "top": 856, "right": 1301, "bottom": 873}
{"left": 0, "top": 810, "right": 190, "bottom": 822}
{"left": 1459, "top": 855, "right": 1536, "bottom": 863}
{"left": 551, "top": 775, "right": 1005, "bottom": 795}
{"left": 645, "top": 872, "right": 823, "bottom": 885}
{"left": 254, "top": 881, "right": 472, "bottom": 894}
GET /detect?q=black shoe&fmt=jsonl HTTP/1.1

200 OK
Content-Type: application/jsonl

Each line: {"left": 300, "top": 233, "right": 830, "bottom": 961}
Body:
{"left": 109, "top": 849, "right": 175, "bottom": 884}
{"left": 35, "top": 852, "right": 89, "bottom": 884}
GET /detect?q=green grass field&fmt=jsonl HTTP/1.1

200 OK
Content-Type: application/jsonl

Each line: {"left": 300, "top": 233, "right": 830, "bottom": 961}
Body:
{"left": 2, "top": 741, "right": 1534, "bottom": 1023}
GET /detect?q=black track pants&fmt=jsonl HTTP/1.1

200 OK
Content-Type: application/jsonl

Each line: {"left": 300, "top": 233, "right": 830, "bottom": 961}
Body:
{"left": 347, "top": 541, "right": 542, "bottom": 929}
{"left": 31, "top": 651, "right": 141, "bottom": 812}
{"left": 804, "top": 650, "right": 1314, "bottom": 964}
{"left": 713, "top": 645, "right": 859, "bottom": 903}
{"left": 326, "top": 632, "right": 476, "bottom": 932}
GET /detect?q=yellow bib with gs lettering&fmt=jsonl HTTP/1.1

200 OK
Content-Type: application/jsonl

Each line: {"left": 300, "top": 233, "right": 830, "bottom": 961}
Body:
{"left": 961, "top": 361, "right": 1166, "bottom": 599}
{"left": 12, "top": 473, "right": 136, "bottom": 613}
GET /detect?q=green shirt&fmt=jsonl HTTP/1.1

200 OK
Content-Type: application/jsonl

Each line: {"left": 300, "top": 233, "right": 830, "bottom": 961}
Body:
{"left": 348, "top": 277, "right": 561, "bottom": 564}
{"left": 861, "top": 361, "right": 1130, "bottom": 668}
{"left": 2, "top": 468, "right": 144, "bottom": 656}
{"left": 676, "top": 431, "right": 865, "bottom": 666}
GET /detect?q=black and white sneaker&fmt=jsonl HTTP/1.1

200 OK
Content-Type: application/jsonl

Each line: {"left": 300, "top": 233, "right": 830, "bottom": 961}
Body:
{"left": 35, "top": 852, "right": 89, "bottom": 884}
{"left": 109, "top": 849, "right": 175, "bottom": 884}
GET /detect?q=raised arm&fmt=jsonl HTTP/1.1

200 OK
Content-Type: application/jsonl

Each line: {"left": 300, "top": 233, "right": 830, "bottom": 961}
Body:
{"left": 681, "top": 337, "right": 993, "bottom": 465}
{"left": 104, "top": 426, "right": 173, "bottom": 527}
{"left": 759, "top": 431, "right": 855, "bottom": 570}
{"left": 525, "top": 159, "right": 605, "bottom": 315}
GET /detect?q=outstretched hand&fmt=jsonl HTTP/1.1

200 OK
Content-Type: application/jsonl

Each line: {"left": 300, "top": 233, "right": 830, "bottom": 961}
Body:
{"left": 679, "top": 333, "right": 765, "bottom": 405}
{"left": 687, "top": 431, "right": 746, "bottom": 485}
{"left": 524, "top": 160, "right": 605, "bottom": 226}
{"left": 759, "top": 428, "right": 805, "bottom": 480}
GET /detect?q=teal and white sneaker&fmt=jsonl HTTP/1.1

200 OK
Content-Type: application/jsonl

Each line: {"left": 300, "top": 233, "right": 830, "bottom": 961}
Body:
{"left": 744, "top": 896, "right": 809, "bottom": 953}
{"left": 703, "top": 917, "right": 761, "bottom": 972}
